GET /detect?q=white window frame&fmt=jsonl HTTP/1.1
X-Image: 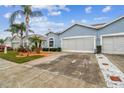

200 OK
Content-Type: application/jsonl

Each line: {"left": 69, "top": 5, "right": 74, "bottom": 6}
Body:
{"left": 61, "top": 35, "right": 96, "bottom": 53}
{"left": 48, "top": 37, "right": 55, "bottom": 48}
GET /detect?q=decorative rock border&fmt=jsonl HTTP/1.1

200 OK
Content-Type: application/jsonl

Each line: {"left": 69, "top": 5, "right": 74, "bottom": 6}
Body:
{"left": 96, "top": 54, "right": 124, "bottom": 88}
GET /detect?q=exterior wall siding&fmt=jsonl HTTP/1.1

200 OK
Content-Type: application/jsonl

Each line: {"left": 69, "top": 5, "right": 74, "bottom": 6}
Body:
{"left": 46, "top": 33, "right": 61, "bottom": 48}
{"left": 97, "top": 18, "right": 124, "bottom": 45}
{"left": 60, "top": 25, "right": 96, "bottom": 38}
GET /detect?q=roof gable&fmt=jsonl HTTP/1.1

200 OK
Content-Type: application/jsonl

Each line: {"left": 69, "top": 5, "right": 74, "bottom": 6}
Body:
{"left": 45, "top": 16, "right": 124, "bottom": 35}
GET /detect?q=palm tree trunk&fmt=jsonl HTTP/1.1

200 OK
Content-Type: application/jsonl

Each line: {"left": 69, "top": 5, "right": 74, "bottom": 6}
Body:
{"left": 25, "top": 15, "right": 29, "bottom": 49}
{"left": 11, "top": 33, "right": 14, "bottom": 49}
{"left": 20, "top": 30, "right": 23, "bottom": 48}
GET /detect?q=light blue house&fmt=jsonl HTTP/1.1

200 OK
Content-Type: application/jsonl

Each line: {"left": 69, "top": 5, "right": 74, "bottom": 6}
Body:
{"left": 45, "top": 16, "right": 124, "bottom": 54}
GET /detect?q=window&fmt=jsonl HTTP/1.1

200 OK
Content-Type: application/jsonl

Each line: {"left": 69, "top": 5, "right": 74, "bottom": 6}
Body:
{"left": 49, "top": 38, "right": 54, "bottom": 47}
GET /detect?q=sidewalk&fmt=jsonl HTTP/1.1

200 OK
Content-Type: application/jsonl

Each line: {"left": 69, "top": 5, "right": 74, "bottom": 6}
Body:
{"left": 96, "top": 54, "right": 124, "bottom": 88}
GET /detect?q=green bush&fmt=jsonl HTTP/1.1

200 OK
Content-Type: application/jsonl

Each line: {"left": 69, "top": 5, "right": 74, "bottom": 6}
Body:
{"left": 42, "top": 47, "right": 61, "bottom": 52}
{"left": 17, "top": 47, "right": 28, "bottom": 53}
{"left": 31, "top": 45, "right": 36, "bottom": 51}
{"left": 42, "top": 48, "right": 49, "bottom": 51}
{"left": 96, "top": 46, "right": 101, "bottom": 54}
{"left": 57, "top": 47, "right": 61, "bottom": 52}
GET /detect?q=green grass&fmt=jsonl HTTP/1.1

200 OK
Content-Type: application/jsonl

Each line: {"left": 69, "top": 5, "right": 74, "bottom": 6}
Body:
{"left": 0, "top": 51, "right": 43, "bottom": 63}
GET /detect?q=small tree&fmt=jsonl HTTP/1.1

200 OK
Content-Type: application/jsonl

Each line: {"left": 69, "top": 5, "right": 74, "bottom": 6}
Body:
{"left": 7, "top": 23, "right": 34, "bottom": 49}
{"left": 29, "top": 35, "right": 43, "bottom": 53}
{"left": 5, "top": 25, "right": 18, "bottom": 48}
{"left": 11, "top": 23, "right": 26, "bottom": 48}
{"left": 0, "top": 39, "right": 5, "bottom": 52}
{"left": 0, "top": 39, "right": 4, "bottom": 45}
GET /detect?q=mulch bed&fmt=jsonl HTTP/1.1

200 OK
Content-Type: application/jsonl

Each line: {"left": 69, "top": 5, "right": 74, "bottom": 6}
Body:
{"left": 16, "top": 52, "right": 51, "bottom": 57}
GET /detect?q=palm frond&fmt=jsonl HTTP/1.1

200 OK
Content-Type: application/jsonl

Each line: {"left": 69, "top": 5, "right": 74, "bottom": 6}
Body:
{"left": 21, "top": 5, "right": 32, "bottom": 15}
{"left": 9, "top": 10, "right": 24, "bottom": 25}
{"left": 30, "top": 11, "right": 43, "bottom": 17}
{"left": 29, "top": 29, "right": 34, "bottom": 33}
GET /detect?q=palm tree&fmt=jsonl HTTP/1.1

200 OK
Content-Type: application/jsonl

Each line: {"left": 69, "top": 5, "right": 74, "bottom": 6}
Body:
{"left": 0, "top": 39, "right": 4, "bottom": 45}
{"left": 9, "top": 5, "right": 43, "bottom": 49}
{"left": 5, "top": 25, "right": 18, "bottom": 37}
{"left": 11, "top": 23, "right": 26, "bottom": 48}
{"left": 5, "top": 25, "right": 18, "bottom": 48}
{"left": 29, "top": 35, "right": 43, "bottom": 53}
{"left": 11, "top": 22, "right": 34, "bottom": 48}
{"left": 0, "top": 39, "right": 4, "bottom": 51}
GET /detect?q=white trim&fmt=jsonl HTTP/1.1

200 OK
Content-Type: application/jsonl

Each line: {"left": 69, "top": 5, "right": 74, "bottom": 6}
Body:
{"left": 101, "top": 16, "right": 124, "bottom": 28}
{"left": 61, "top": 38, "right": 63, "bottom": 49}
{"left": 62, "top": 50, "right": 94, "bottom": 53}
{"left": 100, "top": 32, "right": 124, "bottom": 45}
{"left": 61, "top": 35, "right": 96, "bottom": 53}
{"left": 47, "top": 37, "right": 55, "bottom": 48}
{"left": 62, "top": 35, "right": 96, "bottom": 39}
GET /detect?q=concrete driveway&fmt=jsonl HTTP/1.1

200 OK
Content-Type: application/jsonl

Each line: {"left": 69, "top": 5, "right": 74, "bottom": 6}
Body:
{"left": 0, "top": 53, "right": 106, "bottom": 88}
{"left": 33, "top": 53, "right": 106, "bottom": 87}
{"left": 105, "top": 54, "right": 124, "bottom": 73}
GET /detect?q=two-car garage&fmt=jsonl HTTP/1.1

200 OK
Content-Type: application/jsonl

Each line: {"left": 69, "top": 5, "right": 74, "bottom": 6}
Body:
{"left": 62, "top": 36, "right": 96, "bottom": 53}
{"left": 61, "top": 34, "right": 124, "bottom": 54}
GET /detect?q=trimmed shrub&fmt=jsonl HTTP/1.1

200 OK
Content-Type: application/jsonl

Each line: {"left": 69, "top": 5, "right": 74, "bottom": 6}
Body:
{"left": 57, "top": 47, "right": 61, "bottom": 52}
{"left": 17, "top": 47, "right": 28, "bottom": 53}
{"left": 42, "top": 48, "right": 49, "bottom": 51}
{"left": 96, "top": 46, "right": 101, "bottom": 54}
{"left": 31, "top": 45, "right": 36, "bottom": 51}
{"left": 42, "top": 47, "right": 61, "bottom": 52}
{"left": 7, "top": 47, "right": 13, "bottom": 51}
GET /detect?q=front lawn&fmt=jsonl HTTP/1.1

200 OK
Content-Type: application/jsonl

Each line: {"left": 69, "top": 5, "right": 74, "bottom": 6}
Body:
{"left": 0, "top": 51, "right": 43, "bottom": 63}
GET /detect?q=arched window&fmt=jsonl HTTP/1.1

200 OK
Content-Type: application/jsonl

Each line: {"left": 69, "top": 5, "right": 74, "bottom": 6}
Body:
{"left": 49, "top": 38, "right": 54, "bottom": 47}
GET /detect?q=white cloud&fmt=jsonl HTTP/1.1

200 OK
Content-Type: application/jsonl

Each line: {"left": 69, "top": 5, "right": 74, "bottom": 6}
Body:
{"left": 71, "top": 19, "right": 88, "bottom": 24}
{"left": 30, "top": 16, "right": 64, "bottom": 34}
{"left": 3, "top": 12, "right": 12, "bottom": 19}
{"left": 32, "top": 5, "right": 47, "bottom": 9}
{"left": 102, "top": 6, "right": 112, "bottom": 13}
{"left": 58, "top": 5, "right": 70, "bottom": 11}
{"left": 3, "top": 5, "right": 11, "bottom": 8}
{"left": 85, "top": 6, "right": 92, "bottom": 14}
{"left": 17, "top": 14, "right": 22, "bottom": 19}
{"left": 48, "top": 11, "right": 61, "bottom": 16}
{"left": 81, "top": 19, "right": 88, "bottom": 23}
{"left": 32, "top": 5, "right": 70, "bottom": 11}
{"left": 71, "top": 20, "right": 76, "bottom": 24}
{"left": 32, "top": 5, "right": 70, "bottom": 16}
{"left": 94, "top": 16, "right": 109, "bottom": 20}
{"left": 14, "top": 19, "right": 22, "bottom": 24}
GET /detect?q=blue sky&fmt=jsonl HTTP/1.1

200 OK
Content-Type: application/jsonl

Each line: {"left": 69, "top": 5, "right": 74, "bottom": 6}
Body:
{"left": 0, "top": 5, "right": 124, "bottom": 39}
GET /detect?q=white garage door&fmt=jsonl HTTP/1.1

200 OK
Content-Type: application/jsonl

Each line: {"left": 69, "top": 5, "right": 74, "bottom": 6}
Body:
{"left": 102, "top": 36, "right": 124, "bottom": 54}
{"left": 62, "top": 36, "right": 95, "bottom": 53}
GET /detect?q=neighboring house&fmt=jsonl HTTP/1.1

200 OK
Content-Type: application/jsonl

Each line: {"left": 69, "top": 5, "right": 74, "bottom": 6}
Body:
{"left": 4, "top": 35, "right": 21, "bottom": 49}
{"left": 45, "top": 16, "right": 124, "bottom": 54}
{"left": 4, "top": 37, "right": 12, "bottom": 47}
{"left": 4, "top": 34, "right": 47, "bottom": 49}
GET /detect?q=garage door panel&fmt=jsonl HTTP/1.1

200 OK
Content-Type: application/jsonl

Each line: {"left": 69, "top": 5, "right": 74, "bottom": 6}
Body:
{"left": 102, "top": 36, "right": 124, "bottom": 54}
{"left": 62, "top": 37, "right": 95, "bottom": 52}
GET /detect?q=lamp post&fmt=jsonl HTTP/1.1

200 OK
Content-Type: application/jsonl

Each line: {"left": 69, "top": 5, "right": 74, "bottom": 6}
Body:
{"left": 48, "top": 28, "right": 52, "bottom": 52}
